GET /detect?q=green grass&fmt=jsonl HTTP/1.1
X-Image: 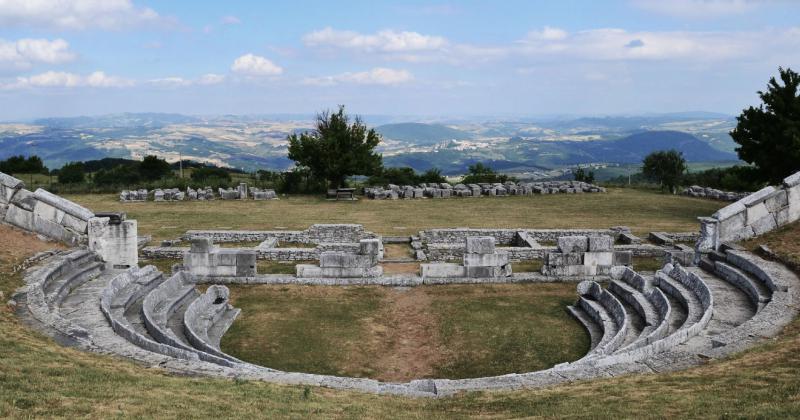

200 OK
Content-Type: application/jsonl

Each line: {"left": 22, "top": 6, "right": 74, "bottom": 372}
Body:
{"left": 65, "top": 188, "right": 724, "bottom": 241}
{"left": 631, "top": 256, "right": 666, "bottom": 272}
{"left": 514, "top": 260, "right": 544, "bottom": 273}
{"left": 220, "top": 283, "right": 586, "bottom": 381}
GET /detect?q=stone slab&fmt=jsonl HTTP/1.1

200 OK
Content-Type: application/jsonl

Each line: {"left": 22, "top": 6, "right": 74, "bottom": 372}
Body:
{"left": 33, "top": 188, "right": 94, "bottom": 221}
{"left": 588, "top": 236, "right": 614, "bottom": 252}
{"left": 465, "top": 236, "right": 495, "bottom": 254}
{"left": 557, "top": 236, "right": 588, "bottom": 253}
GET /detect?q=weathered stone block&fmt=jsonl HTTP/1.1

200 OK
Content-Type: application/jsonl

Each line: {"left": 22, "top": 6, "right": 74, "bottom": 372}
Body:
{"left": 764, "top": 190, "right": 788, "bottom": 213}
{"left": 557, "top": 236, "right": 588, "bottom": 253}
{"left": 783, "top": 170, "right": 800, "bottom": 188}
{"left": 583, "top": 251, "right": 613, "bottom": 267}
{"left": 465, "top": 236, "right": 495, "bottom": 254}
{"left": 420, "top": 263, "right": 464, "bottom": 278}
{"left": 787, "top": 184, "right": 800, "bottom": 222}
{"left": 213, "top": 250, "right": 238, "bottom": 266}
{"left": 713, "top": 201, "right": 745, "bottom": 221}
{"left": 33, "top": 188, "right": 94, "bottom": 221}
{"left": 359, "top": 238, "right": 382, "bottom": 256}
{"left": 4, "top": 204, "right": 33, "bottom": 230}
{"left": 61, "top": 213, "right": 88, "bottom": 233}
{"left": 190, "top": 238, "right": 215, "bottom": 253}
{"left": 746, "top": 202, "right": 769, "bottom": 224}
{"left": 33, "top": 200, "right": 64, "bottom": 224}
{"left": 463, "top": 252, "right": 509, "bottom": 267}
{"left": 10, "top": 188, "right": 37, "bottom": 211}
{"left": 751, "top": 214, "right": 777, "bottom": 236}
{"left": 718, "top": 211, "right": 747, "bottom": 242}
{"left": 741, "top": 186, "right": 777, "bottom": 207}
{"left": 588, "top": 235, "right": 613, "bottom": 252}
{"left": 612, "top": 251, "right": 633, "bottom": 266}
{"left": 320, "top": 252, "right": 376, "bottom": 268}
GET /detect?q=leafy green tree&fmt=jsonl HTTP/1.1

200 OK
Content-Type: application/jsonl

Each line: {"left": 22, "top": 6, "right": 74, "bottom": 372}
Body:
{"left": 139, "top": 155, "right": 172, "bottom": 181}
{"left": 462, "top": 162, "right": 510, "bottom": 184}
{"left": 642, "top": 150, "right": 687, "bottom": 194}
{"left": 287, "top": 106, "right": 383, "bottom": 188}
{"left": 57, "top": 162, "right": 85, "bottom": 184}
{"left": 731, "top": 67, "right": 800, "bottom": 184}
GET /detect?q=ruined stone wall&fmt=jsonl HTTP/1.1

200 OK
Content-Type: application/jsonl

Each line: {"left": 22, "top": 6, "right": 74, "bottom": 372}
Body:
{"left": 419, "top": 228, "right": 616, "bottom": 245}
{"left": 183, "top": 224, "right": 377, "bottom": 244}
{"left": 697, "top": 171, "right": 800, "bottom": 252}
{"left": 1, "top": 172, "right": 93, "bottom": 245}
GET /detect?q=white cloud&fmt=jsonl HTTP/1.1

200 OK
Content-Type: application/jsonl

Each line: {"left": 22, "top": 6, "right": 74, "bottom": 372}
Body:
{"left": 3, "top": 70, "right": 134, "bottom": 89}
{"left": 632, "top": 0, "right": 759, "bottom": 18}
{"left": 197, "top": 73, "right": 225, "bottom": 85}
{"left": 0, "top": 0, "right": 165, "bottom": 30}
{"left": 304, "top": 67, "right": 413, "bottom": 86}
{"left": 147, "top": 76, "right": 192, "bottom": 88}
{"left": 220, "top": 15, "right": 241, "bottom": 25}
{"left": 231, "top": 53, "right": 283, "bottom": 77}
{"left": 525, "top": 26, "right": 568, "bottom": 41}
{"left": 0, "top": 38, "right": 76, "bottom": 70}
{"left": 303, "top": 27, "right": 448, "bottom": 52}
{"left": 515, "top": 27, "right": 784, "bottom": 61}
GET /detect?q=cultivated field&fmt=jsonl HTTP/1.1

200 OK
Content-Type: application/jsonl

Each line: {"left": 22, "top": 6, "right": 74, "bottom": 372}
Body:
{"left": 66, "top": 187, "right": 724, "bottom": 241}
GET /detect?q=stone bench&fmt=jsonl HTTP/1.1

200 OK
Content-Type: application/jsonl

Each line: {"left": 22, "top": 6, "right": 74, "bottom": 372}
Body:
{"left": 183, "top": 285, "right": 242, "bottom": 361}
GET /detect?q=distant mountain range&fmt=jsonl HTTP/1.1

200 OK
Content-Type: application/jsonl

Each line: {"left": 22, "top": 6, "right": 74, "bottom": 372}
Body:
{"left": 0, "top": 112, "right": 740, "bottom": 173}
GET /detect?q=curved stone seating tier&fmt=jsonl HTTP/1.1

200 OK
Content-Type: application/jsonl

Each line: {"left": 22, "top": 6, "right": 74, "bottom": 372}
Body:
{"left": 20, "top": 248, "right": 104, "bottom": 343}
{"left": 17, "top": 243, "right": 800, "bottom": 397}
{"left": 141, "top": 272, "right": 239, "bottom": 367}
{"left": 183, "top": 285, "right": 243, "bottom": 361}
{"left": 100, "top": 266, "right": 202, "bottom": 361}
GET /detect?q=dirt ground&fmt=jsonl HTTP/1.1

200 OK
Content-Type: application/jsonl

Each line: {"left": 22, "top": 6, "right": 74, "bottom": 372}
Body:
{"left": 0, "top": 225, "right": 65, "bottom": 298}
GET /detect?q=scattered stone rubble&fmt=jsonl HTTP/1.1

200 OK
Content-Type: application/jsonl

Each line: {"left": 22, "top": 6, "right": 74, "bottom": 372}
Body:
{"left": 682, "top": 185, "right": 749, "bottom": 202}
{"left": 120, "top": 183, "right": 276, "bottom": 202}
{"left": 154, "top": 188, "right": 185, "bottom": 201}
{"left": 119, "top": 189, "right": 148, "bottom": 202}
{"left": 365, "top": 181, "right": 605, "bottom": 199}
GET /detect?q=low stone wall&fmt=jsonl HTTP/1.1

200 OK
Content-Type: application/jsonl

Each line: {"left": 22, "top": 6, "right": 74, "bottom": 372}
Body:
{"left": 183, "top": 224, "right": 378, "bottom": 244}
{"left": 683, "top": 185, "right": 749, "bottom": 202}
{"left": 697, "top": 171, "right": 800, "bottom": 253}
{"left": 142, "top": 242, "right": 357, "bottom": 262}
{"left": 419, "top": 228, "right": 617, "bottom": 245}
{"left": 365, "top": 181, "right": 606, "bottom": 200}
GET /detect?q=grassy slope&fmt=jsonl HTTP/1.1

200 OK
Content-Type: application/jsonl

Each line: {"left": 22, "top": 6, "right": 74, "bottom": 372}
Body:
{"left": 65, "top": 188, "right": 723, "bottom": 241}
{"left": 2, "top": 212, "right": 800, "bottom": 417}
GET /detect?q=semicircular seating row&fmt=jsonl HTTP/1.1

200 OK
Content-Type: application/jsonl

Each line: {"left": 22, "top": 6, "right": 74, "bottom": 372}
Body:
{"left": 20, "top": 244, "right": 799, "bottom": 397}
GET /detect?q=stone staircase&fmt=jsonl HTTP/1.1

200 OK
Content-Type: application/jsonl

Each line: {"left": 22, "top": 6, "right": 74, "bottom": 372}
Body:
{"left": 17, "top": 245, "right": 800, "bottom": 397}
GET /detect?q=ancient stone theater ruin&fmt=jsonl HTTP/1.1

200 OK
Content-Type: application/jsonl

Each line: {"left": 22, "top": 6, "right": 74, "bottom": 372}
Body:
{"left": 4, "top": 169, "right": 800, "bottom": 397}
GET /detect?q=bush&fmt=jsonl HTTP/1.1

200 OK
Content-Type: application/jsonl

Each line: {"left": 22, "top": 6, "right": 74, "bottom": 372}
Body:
{"left": 139, "top": 155, "right": 172, "bottom": 181}
{"left": 57, "top": 162, "right": 85, "bottom": 184}
{"left": 682, "top": 166, "right": 764, "bottom": 192}
{"left": 461, "top": 162, "right": 516, "bottom": 184}
{"left": 93, "top": 165, "right": 142, "bottom": 187}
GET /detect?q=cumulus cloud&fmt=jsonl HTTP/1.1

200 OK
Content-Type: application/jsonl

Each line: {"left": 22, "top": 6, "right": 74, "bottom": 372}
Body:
{"left": 631, "top": 0, "right": 759, "bottom": 18}
{"left": 197, "top": 73, "right": 225, "bottom": 85}
{"left": 147, "top": 73, "right": 226, "bottom": 88}
{"left": 303, "top": 27, "right": 448, "bottom": 52}
{"left": 0, "top": 38, "right": 76, "bottom": 70}
{"left": 303, "top": 67, "right": 413, "bottom": 86}
{"left": 3, "top": 70, "right": 134, "bottom": 89}
{"left": 231, "top": 53, "right": 283, "bottom": 77}
{"left": 0, "top": 0, "right": 165, "bottom": 30}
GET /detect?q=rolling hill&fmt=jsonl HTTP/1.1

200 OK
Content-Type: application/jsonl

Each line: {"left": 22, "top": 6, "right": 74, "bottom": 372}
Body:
{"left": 376, "top": 123, "right": 473, "bottom": 145}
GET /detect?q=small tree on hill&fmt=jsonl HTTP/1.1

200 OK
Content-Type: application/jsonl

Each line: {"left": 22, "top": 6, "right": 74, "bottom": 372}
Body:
{"left": 574, "top": 168, "right": 595, "bottom": 184}
{"left": 287, "top": 106, "right": 383, "bottom": 189}
{"left": 642, "top": 150, "right": 686, "bottom": 194}
{"left": 57, "top": 162, "right": 85, "bottom": 184}
{"left": 730, "top": 67, "right": 800, "bottom": 184}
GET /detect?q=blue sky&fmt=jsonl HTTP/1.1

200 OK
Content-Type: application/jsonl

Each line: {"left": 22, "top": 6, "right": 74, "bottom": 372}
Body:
{"left": 0, "top": 0, "right": 798, "bottom": 120}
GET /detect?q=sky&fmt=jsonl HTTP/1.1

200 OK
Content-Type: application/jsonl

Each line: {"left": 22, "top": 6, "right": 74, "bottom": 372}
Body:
{"left": 0, "top": 0, "right": 798, "bottom": 120}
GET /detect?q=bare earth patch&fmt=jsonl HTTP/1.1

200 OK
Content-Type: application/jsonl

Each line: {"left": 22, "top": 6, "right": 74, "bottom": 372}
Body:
{"left": 0, "top": 225, "right": 65, "bottom": 297}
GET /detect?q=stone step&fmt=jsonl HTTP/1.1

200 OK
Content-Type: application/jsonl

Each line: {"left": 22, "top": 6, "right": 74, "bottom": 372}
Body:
{"left": 654, "top": 272, "right": 703, "bottom": 330}
{"left": 608, "top": 280, "right": 657, "bottom": 346}
{"left": 207, "top": 307, "right": 240, "bottom": 350}
{"left": 45, "top": 261, "right": 105, "bottom": 306}
{"left": 708, "top": 261, "right": 768, "bottom": 310}
{"left": 566, "top": 305, "right": 603, "bottom": 351}
{"left": 577, "top": 297, "right": 620, "bottom": 358}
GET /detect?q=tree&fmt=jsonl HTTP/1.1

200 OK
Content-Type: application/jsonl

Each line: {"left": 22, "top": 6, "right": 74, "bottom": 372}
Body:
{"left": 730, "top": 67, "right": 800, "bottom": 184}
{"left": 0, "top": 155, "right": 48, "bottom": 174}
{"left": 642, "top": 150, "right": 687, "bottom": 194}
{"left": 57, "top": 162, "right": 85, "bottom": 184}
{"left": 573, "top": 168, "right": 595, "bottom": 184}
{"left": 190, "top": 167, "right": 231, "bottom": 183}
{"left": 139, "top": 155, "right": 172, "bottom": 181}
{"left": 287, "top": 106, "right": 383, "bottom": 188}
{"left": 93, "top": 165, "right": 141, "bottom": 186}
{"left": 418, "top": 168, "right": 446, "bottom": 184}
{"left": 461, "top": 162, "right": 517, "bottom": 184}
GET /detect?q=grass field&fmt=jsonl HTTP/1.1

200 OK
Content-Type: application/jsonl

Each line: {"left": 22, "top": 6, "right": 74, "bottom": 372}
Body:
{"left": 221, "top": 283, "right": 587, "bottom": 382}
{"left": 65, "top": 187, "right": 724, "bottom": 241}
